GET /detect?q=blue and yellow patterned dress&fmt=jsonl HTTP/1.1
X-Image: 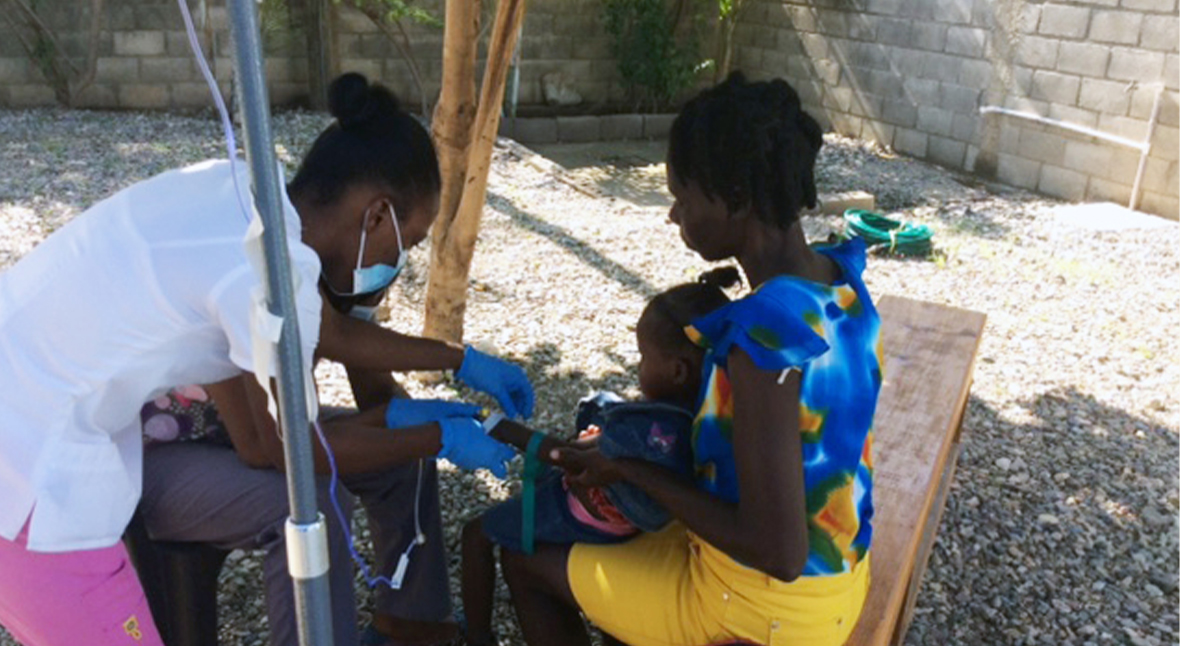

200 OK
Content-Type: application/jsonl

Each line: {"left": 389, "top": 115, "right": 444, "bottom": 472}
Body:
{"left": 686, "top": 237, "right": 883, "bottom": 576}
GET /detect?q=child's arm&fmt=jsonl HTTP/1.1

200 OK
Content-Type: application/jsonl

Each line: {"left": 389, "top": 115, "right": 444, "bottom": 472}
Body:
{"left": 484, "top": 415, "right": 572, "bottom": 467}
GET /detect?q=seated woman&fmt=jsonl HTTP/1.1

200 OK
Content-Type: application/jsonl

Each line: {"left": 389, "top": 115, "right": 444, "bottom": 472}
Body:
{"left": 498, "top": 72, "right": 884, "bottom": 646}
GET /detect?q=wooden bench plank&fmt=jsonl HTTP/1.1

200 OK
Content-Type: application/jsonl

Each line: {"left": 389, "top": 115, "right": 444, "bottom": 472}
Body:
{"left": 847, "top": 296, "right": 986, "bottom": 645}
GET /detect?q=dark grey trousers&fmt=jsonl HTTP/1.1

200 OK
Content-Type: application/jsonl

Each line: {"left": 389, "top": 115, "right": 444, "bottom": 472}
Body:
{"left": 139, "top": 441, "right": 452, "bottom": 646}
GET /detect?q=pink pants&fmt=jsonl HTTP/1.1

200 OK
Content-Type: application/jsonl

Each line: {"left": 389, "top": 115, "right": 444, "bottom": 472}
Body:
{"left": 0, "top": 523, "right": 163, "bottom": 646}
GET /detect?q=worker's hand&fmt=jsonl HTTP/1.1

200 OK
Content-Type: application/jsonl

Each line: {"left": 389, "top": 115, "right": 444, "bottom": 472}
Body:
{"left": 455, "top": 346, "right": 535, "bottom": 420}
{"left": 384, "top": 398, "right": 482, "bottom": 429}
{"left": 437, "top": 417, "right": 516, "bottom": 478}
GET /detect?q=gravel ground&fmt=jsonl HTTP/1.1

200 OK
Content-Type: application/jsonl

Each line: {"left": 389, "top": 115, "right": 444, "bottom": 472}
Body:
{"left": 1, "top": 107, "right": 1176, "bottom": 646}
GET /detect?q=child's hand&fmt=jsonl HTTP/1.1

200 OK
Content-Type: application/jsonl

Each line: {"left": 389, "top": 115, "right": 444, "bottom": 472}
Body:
{"left": 550, "top": 445, "right": 622, "bottom": 487}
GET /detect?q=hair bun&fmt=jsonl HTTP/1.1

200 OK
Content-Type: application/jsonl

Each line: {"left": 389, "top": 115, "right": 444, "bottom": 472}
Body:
{"left": 697, "top": 266, "right": 742, "bottom": 289}
{"left": 329, "top": 72, "right": 402, "bottom": 128}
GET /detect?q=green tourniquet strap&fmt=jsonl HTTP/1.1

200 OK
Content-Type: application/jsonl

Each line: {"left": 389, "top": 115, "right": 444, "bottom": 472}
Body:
{"left": 843, "top": 209, "right": 934, "bottom": 257}
{"left": 521, "top": 431, "right": 545, "bottom": 555}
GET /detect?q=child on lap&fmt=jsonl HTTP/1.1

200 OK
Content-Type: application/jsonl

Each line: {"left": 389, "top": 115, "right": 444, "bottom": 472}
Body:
{"left": 460, "top": 268, "right": 740, "bottom": 646}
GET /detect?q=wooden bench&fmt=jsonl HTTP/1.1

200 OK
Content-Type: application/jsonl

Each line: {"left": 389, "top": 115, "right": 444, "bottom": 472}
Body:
{"left": 847, "top": 295, "right": 986, "bottom": 645}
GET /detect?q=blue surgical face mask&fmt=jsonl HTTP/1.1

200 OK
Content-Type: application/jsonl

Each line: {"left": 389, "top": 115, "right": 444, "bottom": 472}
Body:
{"left": 326, "top": 204, "right": 406, "bottom": 300}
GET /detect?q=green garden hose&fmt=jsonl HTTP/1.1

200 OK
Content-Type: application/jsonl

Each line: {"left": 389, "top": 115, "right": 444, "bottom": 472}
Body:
{"left": 843, "top": 209, "right": 934, "bottom": 257}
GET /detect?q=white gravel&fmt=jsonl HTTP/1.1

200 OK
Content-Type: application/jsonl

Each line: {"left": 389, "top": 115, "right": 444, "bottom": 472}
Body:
{"left": 1, "top": 107, "right": 1176, "bottom": 646}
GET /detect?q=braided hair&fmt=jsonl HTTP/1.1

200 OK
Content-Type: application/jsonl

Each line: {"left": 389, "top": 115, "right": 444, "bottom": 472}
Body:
{"left": 288, "top": 73, "right": 440, "bottom": 213}
{"left": 668, "top": 72, "right": 824, "bottom": 229}
{"left": 642, "top": 267, "right": 743, "bottom": 359}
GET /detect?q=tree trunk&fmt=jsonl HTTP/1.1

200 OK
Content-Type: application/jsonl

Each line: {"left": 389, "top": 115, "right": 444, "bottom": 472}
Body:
{"left": 304, "top": 0, "right": 330, "bottom": 110}
{"left": 423, "top": 0, "right": 528, "bottom": 343}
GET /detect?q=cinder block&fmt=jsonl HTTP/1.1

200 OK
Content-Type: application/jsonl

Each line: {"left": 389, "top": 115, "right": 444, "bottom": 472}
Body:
{"left": 952, "top": 112, "right": 980, "bottom": 141}
{"left": 1109, "top": 48, "right": 1167, "bottom": 83}
{"left": 917, "top": 105, "right": 954, "bottom": 136}
{"left": 997, "top": 153, "right": 1042, "bottom": 190}
{"left": 928, "top": 135, "right": 968, "bottom": 167}
{"left": 894, "top": 127, "right": 929, "bottom": 157}
{"left": 135, "top": 5, "right": 172, "bottom": 30}
{"left": 866, "top": 0, "right": 905, "bottom": 16}
{"left": 1120, "top": 0, "right": 1177, "bottom": 12}
{"left": 1098, "top": 113, "right": 1150, "bottom": 141}
{"left": 1030, "top": 70, "right": 1080, "bottom": 105}
{"left": 8, "top": 84, "right": 57, "bottom": 106}
{"left": 556, "top": 116, "right": 604, "bottom": 142}
{"left": 1048, "top": 104, "right": 1099, "bottom": 127}
{"left": 788, "top": 6, "right": 819, "bottom": 32}
{"left": 1038, "top": 4, "right": 1091, "bottom": 38}
{"left": 932, "top": 0, "right": 972, "bottom": 24}
{"left": 922, "top": 53, "right": 964, "bottom": 83}
{"left": 1136, "top": 156, "right": 1171, "bottom": 193}
{"left": 73, "top": 84, "right": 118, "bottom": 109}
{"left": 862, "top": 120, "right": 895, "bottom": 147}
{"left": 800, "top": 33, "right": 830, "bottom": 59}
{"left": 912, "top": 22, "right": 947, "bottom": 51}
{"left": 172, "top": 82, "right": 222, "bottom": 108}
{"left": 1153, "top": 126, "right": 1179, "bottom": 160}
{"left": 1018, "top": 4, "right": 1042, "bottom": 34}
{"left": 830, "top": 112, "right": 864, "bottom": 138}
{"left": 1087, "top": 176, "right": 1132, "bottom": 204}
{"left": 1018, "top": 128, "right": 1067, "bottom": 165}
{"left": 1167, "top": 55, "right": 1178, "bottom": 91}
{"left": 643, "top": 114, "right": 676, "bottom": 139}
{"left": 945, "top": 26, "right": 987, "bottom": 58}
{"left": 876, "top": 18, "right": 911, "bottom": 46}
{"left": 1018, "top": 36, "right": 1059, "bottom": 68}
{"left": 118, "top": 83, "right": 170, "bottom": 109}
{"left": 339, "top": 58, "right": 382, "bottom": 82}
{"left": 1140, "top": 192, "right": 1179, "bottom": 220}
{"left": 1140, "top": 15, "right": 1179, "bottom": 52}
{"left": 1064, "top": 140, "right": 1114, "bottom": 174}
{"left": 600, "top": 114, "right": 643, "bottom": 141}
{"left": 903, "top": 77, "right": 941, "bottom": 105}
{"left": 1038, "top": 165, "right": 1088, "bottom": 201}
{"left": 941, "top": 83, "right": 981, "bottom": 112}
{"left": 1130, "top": 89, "right": 1179, "bottom": 127}
{"left": 501, "top": 118, "right": 558, "bottom": 145}
{"left": 0, "top": 58, "right": 30, "bottom": 83}
{"left": 335, "top": 7, "right": 380, "bottom": 33}
{"left": 817, "top": 191, "right": 876, "bottom": 215}
{"left": 959, "top": 60, "right": 993, "bottom": 88}
{"left": 825, "top": 86, "right": 856, "bottom": 111}
{"left": 1078, "top": 78, "right": 1131, "bottom": 115}
{"left": 166, "top": 30, "right": 211, "bottom": 57}
{"left": 1089, "top": 11, "right": 1145, "bottom": 45}
{"left": 114, "top": 31, "right": 165, "bottom": 57}
{"left": 1057, "top": 42, "right": 1110, "bottom": 77}
{"left": 140, "top": 58, "right": 196, "bottom": 83}
{"left": 882, "top": 100, "right": 918, "bottom": 127}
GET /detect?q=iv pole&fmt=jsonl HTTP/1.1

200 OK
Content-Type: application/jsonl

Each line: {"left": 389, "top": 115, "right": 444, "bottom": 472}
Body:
{"left": 226, "top": 0, "right": 335, "bottom": 643}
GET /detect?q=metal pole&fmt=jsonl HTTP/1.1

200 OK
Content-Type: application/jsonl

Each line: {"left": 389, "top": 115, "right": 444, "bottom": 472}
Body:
{"left": 227, "top": 1, "right": 335, "bottom": 644}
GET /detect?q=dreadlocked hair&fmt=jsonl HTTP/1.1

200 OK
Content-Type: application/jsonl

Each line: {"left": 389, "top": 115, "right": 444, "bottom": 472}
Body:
{"left": 668, "top": 72, "right": 824, "bottom": 229}
{"left": 642, "top": 267, "right": 743, "bottom": 357}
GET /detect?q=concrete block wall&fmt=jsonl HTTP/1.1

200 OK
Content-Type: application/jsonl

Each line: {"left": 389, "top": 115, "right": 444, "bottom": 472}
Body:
{"left": 736, "top": 0, "right": 1179, "bottom": 218}
{"left": 0, "top": 0, "right": 621, "bottom": 113}
{"left": 0, "top": 0, "right": 311, "bottom": 110}
{"left": 332, "top": 0, "right": 621, "bottom": 109}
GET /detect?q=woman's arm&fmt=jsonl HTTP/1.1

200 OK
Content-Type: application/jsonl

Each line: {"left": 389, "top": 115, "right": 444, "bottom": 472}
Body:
{"left": 559, "top": 348, "right": 809, "bottom": 581}
{"left": 206, "top": 373, "right": 444, "bottom": 475}
{"left": 318, "top": 300, "right": 466, "bottom": 372}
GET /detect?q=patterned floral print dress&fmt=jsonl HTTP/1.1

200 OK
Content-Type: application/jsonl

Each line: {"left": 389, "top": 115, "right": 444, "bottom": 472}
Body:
{"left": 686, "top": 237, "right": 883, "bottom": 576}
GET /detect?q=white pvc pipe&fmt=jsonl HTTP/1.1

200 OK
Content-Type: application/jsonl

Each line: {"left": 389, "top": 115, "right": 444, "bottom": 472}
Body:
{"left": 1129, "top": 85, "right": 1164, "bottom": 212}
{"left": 979, "top": 105, "right": 1150, "bottom": 152}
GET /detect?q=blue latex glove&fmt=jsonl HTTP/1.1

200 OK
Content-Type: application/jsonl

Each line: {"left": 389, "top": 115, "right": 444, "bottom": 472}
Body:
{"left": 438, "top": 417, "right": 515, "bottom": 478}
{"left": 455, "top": 346, "right": 535, "bottom": 419}
{"left": 384, "top": 398, "right": 482, "bottom": 429}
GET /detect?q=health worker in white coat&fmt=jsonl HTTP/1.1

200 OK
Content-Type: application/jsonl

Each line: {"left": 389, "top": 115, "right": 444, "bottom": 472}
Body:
{"left": 0, "top": 73, "right": 532, "bottom": 646}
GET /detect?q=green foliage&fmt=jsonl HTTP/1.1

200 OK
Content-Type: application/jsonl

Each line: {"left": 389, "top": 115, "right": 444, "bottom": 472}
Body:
{"left": 601, "top": 0, "right": 710, "bottom": 112}
{"left": 342, "top": 0, "right": 441, "bottom": 28}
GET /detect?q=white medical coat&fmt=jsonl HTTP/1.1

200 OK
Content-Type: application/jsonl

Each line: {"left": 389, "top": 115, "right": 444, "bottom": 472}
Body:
{"left": 0, "top": 160, "right": 322, "bottom": 552}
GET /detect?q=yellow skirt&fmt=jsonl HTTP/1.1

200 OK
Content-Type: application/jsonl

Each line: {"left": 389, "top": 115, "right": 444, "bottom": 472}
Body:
{"left": 568, "top": 524, "right": 870, "bottom": 646}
